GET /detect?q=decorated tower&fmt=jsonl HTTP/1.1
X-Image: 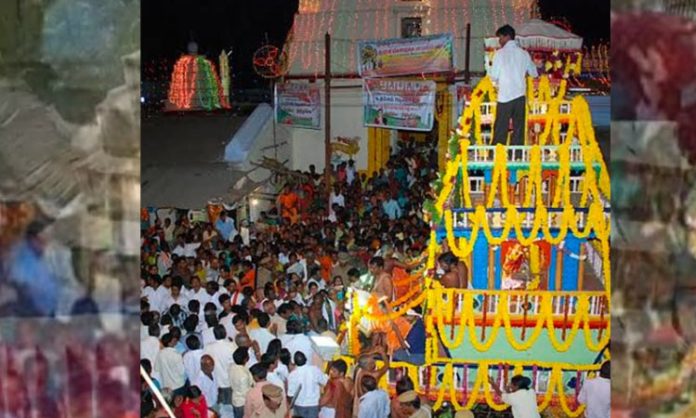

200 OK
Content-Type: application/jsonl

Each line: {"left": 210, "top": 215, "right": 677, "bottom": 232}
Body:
{"left": 345, "top": 26, "right": 611, "bottom": 417}
{"left": 166, "top": 42, "right": 230, "bottom": 111}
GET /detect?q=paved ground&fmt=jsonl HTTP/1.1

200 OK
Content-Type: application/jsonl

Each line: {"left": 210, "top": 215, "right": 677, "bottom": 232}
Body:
{"left": 141, "top": 112, "right": 250, "bottom": 208}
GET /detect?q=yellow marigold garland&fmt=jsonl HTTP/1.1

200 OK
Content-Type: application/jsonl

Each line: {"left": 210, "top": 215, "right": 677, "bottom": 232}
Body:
{"left": 431, "top": 290, "right": 608, "bottom": 353}
{"left": 335, "top": 356, "right": 596, "bottom": 415}
{"left": 345, "top": 73, "right": 610, "bottom": 414}
{"left": 500, "top": 294, "right": 549, "bottom": 351}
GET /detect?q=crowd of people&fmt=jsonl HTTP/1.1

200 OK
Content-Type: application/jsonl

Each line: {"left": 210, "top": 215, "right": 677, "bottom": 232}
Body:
{"left": 140, "top": 139, "right": 445, "bottom": 417}
{"left": 139, "top": 134, "right": 610, "bottom": 418}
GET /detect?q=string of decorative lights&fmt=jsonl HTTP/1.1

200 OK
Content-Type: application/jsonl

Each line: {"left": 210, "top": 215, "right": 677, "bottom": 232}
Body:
{"left": 286, "top": 1, "right": 536, "bottom": 74}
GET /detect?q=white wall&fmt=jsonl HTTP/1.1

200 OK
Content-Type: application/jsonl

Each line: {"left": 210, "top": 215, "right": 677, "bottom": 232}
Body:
{"left": 289, "top": 79, "right": 368, "bottom": 172}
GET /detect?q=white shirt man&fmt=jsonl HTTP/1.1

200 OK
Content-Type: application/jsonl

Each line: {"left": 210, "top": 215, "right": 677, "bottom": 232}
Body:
{"left": 140, "top": 333, "right": 161, "bottom": 367}
{"left": 275, "top": 362, "right": 289, "bottom": 384}
{"left": 154, "top": 346, "right": 186, "bottom": 391}
{"left": 578, "top": 375, "right": 610, "bottom": 418}
{"left": 160, "top": 290, "right": 189, "bottom": 312}
{"left": 193, "top": 370, "right": 218, "bottom": 406}
{"left": 183, "top": 348, "right": 204, "bottom": 382}
{"left": 346, "top": 164, "right": 356, "bottom": 185}
{"left": 299, "top": 257, "right": 321, "bottom": 282}
{"left": 281, "top": 333, "right": 316, "bottom": 360}
{"left": 286, "top": 261, "right": 305, "bottom": 280}
{"left": 489, "top": 39, "right": 538, "bottom": 103}
{"left": 249, "top": 325, "right": 275, "bottom": 354}
{"left": 329, "top": 191, "right": 345, "bottom": 208}
{"left": 202, "top": 325, "right": 217, "bottom": 346}
{"left": 203, "top": 333, "right": 237, "bottom": 390}
{"left": 186, "top": 287, "right": 208, "bottom": 305}
{"left": 501, "top": 389, "right": 541, "bottom": 418}
{"left": 266, "top": 367, "right": 285, "bottom": 395}
{"left": 153, "top": 285, "right": 171, "bottom": 314}
{"left": 358, "top": 388, "right": 390, "bottom": 418}
{"left": 220, "top": 314, "right": 235, "bottom": 339}
{"left": 287, "top": 363, "right": 328, "bottom": 409}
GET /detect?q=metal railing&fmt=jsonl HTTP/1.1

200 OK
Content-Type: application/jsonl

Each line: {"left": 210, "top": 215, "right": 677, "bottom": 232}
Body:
{"left": 449, "top": 206, "right": 611, "bottom": 230}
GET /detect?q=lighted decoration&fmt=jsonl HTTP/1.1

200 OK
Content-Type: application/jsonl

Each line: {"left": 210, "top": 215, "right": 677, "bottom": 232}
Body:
{"left": 219, "top": 50, "right": 231, "bottom": 105}
{"left": 166, "top": 42, "right": 230, "bottom": 111}
{"left": 284, "top": 0, "right": 536, "bottom": 76}
{"left": 252, "top": 45, "right": 288, "bottom": 79}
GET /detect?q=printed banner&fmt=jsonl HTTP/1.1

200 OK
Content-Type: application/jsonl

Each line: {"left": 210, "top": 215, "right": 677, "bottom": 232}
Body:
{"left": 357, "top": 34, "right": 453, "bottom": 77}
{"left": 363, "top": 78, "right": 435, "bottom": 131}
{"left": 274, "top": 82, "right": 321, "bottom": 129}
{"left": 455, "top": 83, "right": 471, "bottom": 118}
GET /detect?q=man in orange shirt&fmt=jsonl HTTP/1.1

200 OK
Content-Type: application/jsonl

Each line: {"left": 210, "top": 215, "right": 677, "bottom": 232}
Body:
{"left": 318, "top": 248, "right": 335, "bottom": 285}
{"left": 278, "top": 185, "right": 299, "bottom": 225}
{"left": 239, "top": 260, "right": 256, "bottom": 291}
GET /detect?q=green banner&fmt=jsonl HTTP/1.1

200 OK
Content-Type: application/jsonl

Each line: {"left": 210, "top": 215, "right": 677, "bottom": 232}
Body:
{"left": 274, "top": 82, "right": 321, "bottom": 129}
{"left": 357, "top": 34, "right": 453, "bottom": 77}
{"left": 363, "top": 78, "right": 435, "bottom": 131}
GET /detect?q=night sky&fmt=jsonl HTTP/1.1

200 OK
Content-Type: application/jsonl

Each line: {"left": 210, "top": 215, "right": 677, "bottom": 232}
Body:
{"left": 142, "top": 0, "right": 608, "bottom": 90}
{"left": 142, "top": 0, "right": 299, "bottom": 90}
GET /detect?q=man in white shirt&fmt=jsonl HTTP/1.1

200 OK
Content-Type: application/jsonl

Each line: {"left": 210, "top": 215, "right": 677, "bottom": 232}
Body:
{"left": 287, "top": 352, "right": 328, "bottom": 418}
{"left": 299, "top": 251, "right": 321, "bottom": 282}
{"left": 261, "top": 353, "right": 285, "bottom": 394}
{"left": 578, "top": 361, "right": 610, "bottom": 418}
{"left": 329, "top": 185, "right": 345, "bottom": 208}
{"left": 249, "top": 313, "right": 275, "bottom": 354}
{"left": 182, "top": 335, "right": 204, "bottom": 382}
{"left": 160, "top": 283, "right": 189, "bottom": 312}
{"left": 163, "top": 218, "right": 176, "bottom": 245}
{"left": 346, "top": 160, "right": 356, "bottom": 185}
{"left": 153, "top": 333, "right": 186, "bottom": 393}
{"left": 357, "top": 375, "right": 390, "bottom": 418}
{"left": 201, "top": 316, "right": 219, "bottom": 346}
{"left": 489, "top": 375, "right": 540, "bottom": 418}
{"left": 280, "top": 319, "right": 318, "bottom": 361}
{"left": 193, "top": 355, "right": 219, "bottom": 407}
{"left": 140, "top": 324, "right": 161, "bottom": 367}
{"left": 489, "top": 24, "right": 538, "bottom": 145}
{"left": 202, "top": 325, "right": 237, "bottom": 405}
{"left": 186, "top": 277, "right": 207, "bottom": 305}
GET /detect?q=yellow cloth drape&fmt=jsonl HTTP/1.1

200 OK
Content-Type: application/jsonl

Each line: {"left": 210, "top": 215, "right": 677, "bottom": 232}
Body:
{"left": 367, "top": 127, "right": 391, "bottom": 176}
{"left": 435, "top": 84, "right": 452, "bottom": 171}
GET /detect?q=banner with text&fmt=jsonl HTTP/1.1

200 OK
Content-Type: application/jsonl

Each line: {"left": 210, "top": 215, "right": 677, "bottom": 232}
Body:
{"left": 363, "top": 78, "right": 435, "bottom": 131}
{"left": 274, "top": 83, "right": 321, "bottom": 129}
{"left": 357, "top": 34, "right": 453, "bottom": 77}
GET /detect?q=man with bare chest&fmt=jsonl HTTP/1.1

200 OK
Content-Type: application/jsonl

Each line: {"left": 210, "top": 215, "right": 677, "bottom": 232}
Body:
{"left": 369, "top": 257, "right": 394, "bottom": 303}
{"left": 437, "top": 252, "right": 468, "bottom": 288}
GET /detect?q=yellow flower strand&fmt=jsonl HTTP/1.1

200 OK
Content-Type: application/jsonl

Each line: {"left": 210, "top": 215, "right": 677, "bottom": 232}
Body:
{"left": 544, "top": 296, "right": 586, "bottom": 352}
{"left": 500, "top": 294, "right": 549, "bottom": 351}
{"left": 556, "top": 369, "right": 585, "bottom": 418}
{"left": 464, "top": 293, "right": 503, "bottom": 352}
{"left": 430, "top": 290, "right": 608, "bottom": 353}
{"left": 435, "top": 289, "right": 468, "bottom": 349}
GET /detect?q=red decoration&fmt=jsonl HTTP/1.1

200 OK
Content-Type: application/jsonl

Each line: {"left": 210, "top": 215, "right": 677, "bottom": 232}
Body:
{"left": 253, "top": 45, "right": 289, "bottom": 79}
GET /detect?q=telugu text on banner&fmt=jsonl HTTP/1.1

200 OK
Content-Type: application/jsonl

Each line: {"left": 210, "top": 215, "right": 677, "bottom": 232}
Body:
{"left": 357, "top": 34, "right": 453, "bottom": 78}
{"left": 363, "top": 78, "right": 436, "bottom": 131}
{"left": 274, "top": 82, "right": 321, "bottom": 129}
